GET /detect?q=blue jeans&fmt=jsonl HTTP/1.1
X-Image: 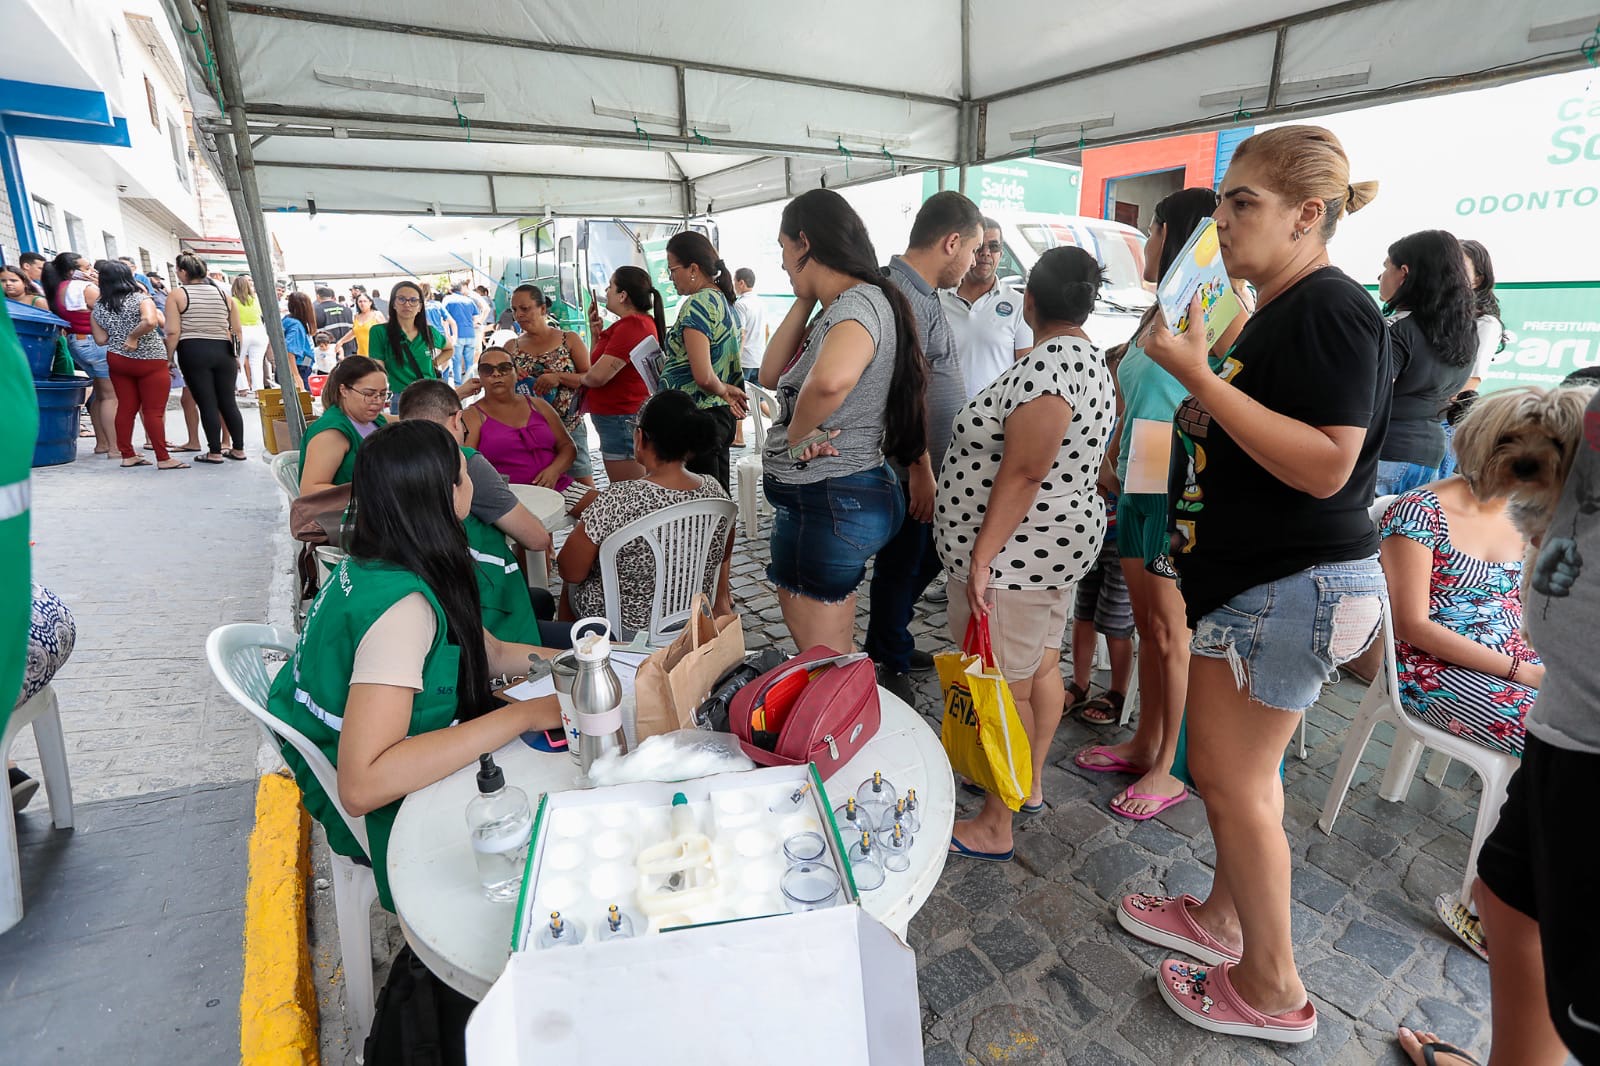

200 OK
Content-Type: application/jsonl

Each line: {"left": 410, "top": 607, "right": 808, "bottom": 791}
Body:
{"left": 1374, "top": 459, "right": 1438, "bottom": 497}
{"left": 1436, "top": 420, "right": 1459, "bottom": 478}
{"left": 1190, "top": 557, "right": 1386, "bottom": 712}
{"left": 765, "top": 462, "right": 903, "bottom": 605}
{"left": 451, "top": 337, "right": 476, "bottom": 384}
{"left": 863, "top": 479, "right": 943, "bottom": 673}
{"left": 68, "top": 336, "right": 109, "bottom": 379}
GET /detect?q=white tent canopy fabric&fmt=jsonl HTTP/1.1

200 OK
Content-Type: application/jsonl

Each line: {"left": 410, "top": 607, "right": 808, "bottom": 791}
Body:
{"left": 167, "top": 0, "right": 1599, "bottom": 220}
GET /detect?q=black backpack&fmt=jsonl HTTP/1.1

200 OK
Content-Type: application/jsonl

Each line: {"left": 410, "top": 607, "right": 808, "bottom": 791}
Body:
{"left": 363, "top": 946, "right": 475, "bottom": 1066}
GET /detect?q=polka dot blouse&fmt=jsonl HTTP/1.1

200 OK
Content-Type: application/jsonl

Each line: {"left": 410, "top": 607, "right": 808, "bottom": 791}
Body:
{"left": 933, "top": 336, "right": 1115, "bottom": 591}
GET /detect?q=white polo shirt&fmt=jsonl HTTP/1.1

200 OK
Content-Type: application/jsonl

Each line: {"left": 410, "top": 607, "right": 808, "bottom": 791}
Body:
{"left": 939, "top": 279, "right": 1034, "bottom": 399}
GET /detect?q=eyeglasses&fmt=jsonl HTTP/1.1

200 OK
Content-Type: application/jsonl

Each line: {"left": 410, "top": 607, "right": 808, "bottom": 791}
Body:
{"left": 393, "top": 296, "right": 422, "bottom": 306}
{"left": 350, "top": 386, "right": 391, "bottom": 402}
{"left": 980, "top": 241, "right": 1003, "bottom": 253}
{"left": 479, "top": 362, "right": 515, "bottom": 376}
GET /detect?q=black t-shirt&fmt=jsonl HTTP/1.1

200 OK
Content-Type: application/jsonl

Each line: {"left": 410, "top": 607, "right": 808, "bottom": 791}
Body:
{"left": 1167, "top": 267, "right": 1392, "bottom": 627}
{"left": 315, "top": 300, "right": 355, "bottom": 350}
{"left": 1380, "top": 314, "right": 1473, "bottom": 467}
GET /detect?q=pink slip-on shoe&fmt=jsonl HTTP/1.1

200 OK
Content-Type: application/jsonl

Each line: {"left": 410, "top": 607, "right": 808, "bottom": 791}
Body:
{"left": 1157, "top": 959, "right": 1317, "bottom": 1043}
{"left": 1117, "top": 893, "right": 1242, "bottom": 966}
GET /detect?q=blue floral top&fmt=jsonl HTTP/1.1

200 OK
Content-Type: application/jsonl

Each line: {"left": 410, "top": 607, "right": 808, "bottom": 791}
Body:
{"left": 1379, "top": 490, "right": 1538, "bottom": 756}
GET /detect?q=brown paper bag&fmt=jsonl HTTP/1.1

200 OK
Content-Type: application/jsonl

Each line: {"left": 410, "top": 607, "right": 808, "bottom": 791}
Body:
{"left": 632, "top": 595, "right": 746, "bottom": 742}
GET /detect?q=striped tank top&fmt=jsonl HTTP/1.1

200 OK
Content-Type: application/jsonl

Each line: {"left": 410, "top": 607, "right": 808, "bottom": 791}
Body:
{"left": 179, "top": 282, "right": 232, "bottom": 341}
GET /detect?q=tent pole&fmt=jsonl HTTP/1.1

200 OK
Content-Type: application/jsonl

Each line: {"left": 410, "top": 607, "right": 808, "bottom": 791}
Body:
{"left": 203, "top": 0, "right": 306, "bottom": 446}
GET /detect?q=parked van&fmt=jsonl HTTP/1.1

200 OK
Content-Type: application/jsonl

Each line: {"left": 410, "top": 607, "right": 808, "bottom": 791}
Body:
{"left": 989, "top": 211, "right": 1153, "bottom": 348}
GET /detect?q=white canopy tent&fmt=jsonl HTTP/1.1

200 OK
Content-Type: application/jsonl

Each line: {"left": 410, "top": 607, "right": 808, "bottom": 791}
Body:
{"left": 160, "top": 0, "right": 1599, "bottom": 439}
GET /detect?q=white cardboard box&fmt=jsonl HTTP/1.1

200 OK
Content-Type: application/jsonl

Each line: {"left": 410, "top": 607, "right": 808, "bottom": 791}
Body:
{"left": 466, "top": 904, "right": 922, "bottom": 1065}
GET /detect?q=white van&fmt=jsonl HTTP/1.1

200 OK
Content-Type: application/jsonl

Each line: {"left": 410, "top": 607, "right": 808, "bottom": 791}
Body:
{"left": 990, "top": 211, "right": 1154, "bottom": 348}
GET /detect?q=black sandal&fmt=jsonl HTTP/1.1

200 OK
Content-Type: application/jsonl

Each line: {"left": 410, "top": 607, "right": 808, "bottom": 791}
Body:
{"left": 1420, "top": 1041, "right": 1481, "bottom": 1066}
{"left": 194, "top": 453, "right": 226, "bottom": 464}
{"left": 1079, "top": 690, "right": 1125, "bottom": 726}
{"left": 1064, "top": 680, "right": 1092, "bottom": 716}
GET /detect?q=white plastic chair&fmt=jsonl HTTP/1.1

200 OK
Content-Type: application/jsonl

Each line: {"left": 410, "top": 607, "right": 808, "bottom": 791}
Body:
{"left": 1318, "top": 495, "right": 1519, "bottom": 905}
{"left": 206, "top": 623, "right": 378, "bottom": 1037}
{"left": 598, "top": 498, "right": 739, "bottom": 645}
{"left": 734, "top": 382, "right": 778, "bottom": 539}
{"left": 270, "top": 451, "right": 301, "bottom": 501}
{"left": 1, "top": 685, "right": 74, "bottom": 934}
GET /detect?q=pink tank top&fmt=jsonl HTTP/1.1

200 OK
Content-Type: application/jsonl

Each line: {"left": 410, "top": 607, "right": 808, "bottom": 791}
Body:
{"left": 477, "top": 398, "right": 574, "bottom": 490}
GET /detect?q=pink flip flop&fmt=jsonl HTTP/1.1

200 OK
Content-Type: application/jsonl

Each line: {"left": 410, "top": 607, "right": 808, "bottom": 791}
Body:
{"left": 1110, "top": 786, "right": 1189, "bottom": 821}
{"left": 1073, "top": 745, "right": 1149, "bottom": 775}
{"left": 1117, "top": 893, "right": 1241, "bottom": 965}
{"left": 1157, "top": 958, "right": 1317, "bottom": 1043}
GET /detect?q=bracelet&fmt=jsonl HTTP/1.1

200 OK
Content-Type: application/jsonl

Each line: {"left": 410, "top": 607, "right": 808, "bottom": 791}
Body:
{"left": 1507, "top": 655, "right": 1522, "bottom": 682}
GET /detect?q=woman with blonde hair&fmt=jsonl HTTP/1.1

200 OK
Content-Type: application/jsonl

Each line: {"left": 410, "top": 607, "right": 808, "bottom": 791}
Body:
{"left": 232, "top": 275, "right": 268, "bottom": 394}
{"left": 1114, "top": 125, "right": 1385, "bottom": 1044}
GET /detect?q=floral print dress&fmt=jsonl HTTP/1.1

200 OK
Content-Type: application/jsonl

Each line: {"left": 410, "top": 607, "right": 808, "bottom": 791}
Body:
{"left": 1379, "top": 490, "right": 1539, "bottom": 756}
{"left": 510, "top": 333, "right": 583, "bottom": 433}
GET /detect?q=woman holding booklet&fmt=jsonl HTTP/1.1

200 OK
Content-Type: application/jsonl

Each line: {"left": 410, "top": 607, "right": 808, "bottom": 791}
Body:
{"left": 580, "top": 265, "right": 665, "bottom": 483}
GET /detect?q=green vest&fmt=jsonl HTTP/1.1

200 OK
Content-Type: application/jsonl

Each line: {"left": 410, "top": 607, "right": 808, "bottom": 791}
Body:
{"left": 267, "top": 557, "right": 460, "bottom": 910}
{"left": 461, "top": 446, "right": 541, "bottom": 646}
{"left": 300, "top": 405, "right": 387, "bottom": 487}
{"left": 0, "top": 299, "right": 36, "bottom": 729}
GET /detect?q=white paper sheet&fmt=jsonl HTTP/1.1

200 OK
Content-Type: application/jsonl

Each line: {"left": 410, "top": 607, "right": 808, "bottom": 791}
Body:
{"left": 1124, "top": 418, "right": 1174, "bottom": 496}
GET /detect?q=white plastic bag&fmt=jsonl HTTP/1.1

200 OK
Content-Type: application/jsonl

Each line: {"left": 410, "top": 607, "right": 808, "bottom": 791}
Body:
{"left": 585, "top": 729, "right": 754, "bottom": 787}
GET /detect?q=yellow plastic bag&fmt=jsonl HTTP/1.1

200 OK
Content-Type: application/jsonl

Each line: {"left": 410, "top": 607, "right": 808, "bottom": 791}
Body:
{"left": 937, "top": 616, "right": 1032, "bottom": 812}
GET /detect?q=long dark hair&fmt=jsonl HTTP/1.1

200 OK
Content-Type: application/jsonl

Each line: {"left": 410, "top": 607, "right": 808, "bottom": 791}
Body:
{"left": 94, "top": 260, "right": 141, "bottom": 311}
{"left": 612, "top": 265, "right": 666, "bottom": 340}
{"left": 1152, "top": 188, "right": 1221, "bottom": 279}
{"left": 665, "top": 231, "right": 737, "bottom": 306}
{"left": 1460, "top": 238, "right": 1504, "bottom": 355}
{"left": 1383, "top": 230, "right": 1478, "bottom": 368}
{"left": 780, "top": 188, "right": 927, "bottom": 465}
{"left": 286, "top": 291, "right": 316, "bottom": 334}
{"left": 41, "top": 251, "right": 84, "bottom": 317}
{"left": 348, "top": 421, "right": 492, "bottom": 720}
{"left": 381, "top": 280, "right": 431, "bottom": 382}
{"left": 636, "top": 389, "right": 718, "bottom": 464}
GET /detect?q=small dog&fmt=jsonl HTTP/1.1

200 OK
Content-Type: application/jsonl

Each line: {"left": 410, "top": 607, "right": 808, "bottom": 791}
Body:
{"left": 1456, "top": 383, "right": 1598, "bottom": 588}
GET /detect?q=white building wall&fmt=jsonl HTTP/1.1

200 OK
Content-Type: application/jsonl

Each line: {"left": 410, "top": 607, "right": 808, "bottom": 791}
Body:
{"left": 17, "top": 141, "right": 127, "bottom": 261}
{"left": 121, "top": 204, "right": 181, "bottom": 279}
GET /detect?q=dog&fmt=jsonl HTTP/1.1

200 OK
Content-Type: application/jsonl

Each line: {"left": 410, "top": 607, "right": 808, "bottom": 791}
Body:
{"left": 1455, "top": 384, "right": 1598, "bottom": 594}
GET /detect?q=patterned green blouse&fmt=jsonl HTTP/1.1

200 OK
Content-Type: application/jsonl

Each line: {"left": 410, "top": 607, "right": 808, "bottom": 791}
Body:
{"left": 660, "top": 288, "right": 742, "bottom": 409}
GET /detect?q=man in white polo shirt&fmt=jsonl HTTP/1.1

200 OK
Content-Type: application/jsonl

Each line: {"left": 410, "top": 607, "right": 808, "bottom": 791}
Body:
{"left": 939, "top": 216, "right": 1033, "bottom": 399}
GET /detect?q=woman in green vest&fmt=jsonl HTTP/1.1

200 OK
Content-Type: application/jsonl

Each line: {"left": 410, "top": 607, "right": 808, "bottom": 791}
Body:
{"left": 269, "top": 419, "right": 562, "bottom": 911}
{"left": 368, "top": 280, "right": 454, "bottom": 403}
{"left": 299, "top": 355, "right": 389, "bottom": 496}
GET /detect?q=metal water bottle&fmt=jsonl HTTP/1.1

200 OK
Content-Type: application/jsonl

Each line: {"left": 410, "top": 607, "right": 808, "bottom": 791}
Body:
{"left": 571, "top": 618, "right": 628, "bottom": 784}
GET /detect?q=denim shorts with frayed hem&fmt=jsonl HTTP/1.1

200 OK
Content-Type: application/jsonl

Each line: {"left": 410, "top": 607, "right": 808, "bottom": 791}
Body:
{"left": 764, "top": 462, "right": 903, "bottom": 604}
{"left": 1188, "top": 557, "right": 1386, "bottom": 712}
{"left": 591, "top": 413, "right": 636, "bottom": 461}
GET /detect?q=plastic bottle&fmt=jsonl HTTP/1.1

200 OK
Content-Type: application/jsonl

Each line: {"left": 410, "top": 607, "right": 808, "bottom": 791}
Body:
{"left": 571, "top": 618, "right": 629, "bottom": 784}
{"left": 465, "top": 753, "right": 533, "bottom": 902}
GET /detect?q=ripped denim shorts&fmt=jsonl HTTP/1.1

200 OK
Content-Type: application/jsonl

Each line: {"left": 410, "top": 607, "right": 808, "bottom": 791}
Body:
{"left": 1190, "top": 557, "right": 1386, "bottom": 712}
{"left": 764, "top": 462, "right": 904, "bottom": 604}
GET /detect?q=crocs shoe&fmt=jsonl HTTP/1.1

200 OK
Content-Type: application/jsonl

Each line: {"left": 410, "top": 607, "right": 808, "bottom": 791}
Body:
{"left": 1117, "top": 893, "right": 1242, "bottom": 965}
{"left": 1157, "top": 958, "right": 1317, "bottom": 1043}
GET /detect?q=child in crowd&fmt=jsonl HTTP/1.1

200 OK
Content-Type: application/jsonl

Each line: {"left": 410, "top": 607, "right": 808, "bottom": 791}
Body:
{"left": 312, "top": 330, "right": 341, "bottom": 373}
{"left": 1068, "top": 490, "right": 1137, "bottom": 731}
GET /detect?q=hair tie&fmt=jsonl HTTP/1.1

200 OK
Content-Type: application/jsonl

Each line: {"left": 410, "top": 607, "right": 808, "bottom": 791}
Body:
{"left": 1346, "top": 184, "right": 1355, "bottom": 203}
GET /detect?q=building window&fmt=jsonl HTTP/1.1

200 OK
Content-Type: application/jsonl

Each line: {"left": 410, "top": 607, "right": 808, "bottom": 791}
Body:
{"left": 168, "top": 113, "right": 189, "bottom": 190}
{"left": 64, "top": 213, "right": 87, "bottom": 254}
{"left": 103, "top": 233, "right": 119, "bottom": 260}
{"left": 31, "top": 197, "right": 56, "bottom": 256}
{"left": 145, "top": 77, "right": 160, "bottom": 129}
{"left": 110, "top": 28, "right": 125, "bottom": 76}
{"left": 139, "top": 247, "right": 153, "bottom": 273}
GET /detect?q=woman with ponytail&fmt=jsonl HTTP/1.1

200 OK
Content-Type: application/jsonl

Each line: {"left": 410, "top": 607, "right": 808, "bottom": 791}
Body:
{"left": 660, "top": 231, "right": 747, "bottom": 491}
{"left": 580, "top": 265, "right": 662, "bottom": 482}
{"left": 267, "top": 419, "right": 562, "bottom": 911}
{"left": 759, "top": 188, "right": 926, "bottom": 653}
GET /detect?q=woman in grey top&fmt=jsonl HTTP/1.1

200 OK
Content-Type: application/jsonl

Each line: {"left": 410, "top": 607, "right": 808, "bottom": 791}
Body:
{"left": 165, "top": 252, "right": 245, "bottom": 463}
{"left": 757, "top": 189, "right": 927, "bottom": 652}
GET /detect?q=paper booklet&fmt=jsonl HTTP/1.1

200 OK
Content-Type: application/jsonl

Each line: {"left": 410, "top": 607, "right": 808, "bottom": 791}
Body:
{"left": 1157, "top": 218, "right": 1242, "bottom": 349}
{"left": 630, "top": 334, "right": 665, "bottom": 393}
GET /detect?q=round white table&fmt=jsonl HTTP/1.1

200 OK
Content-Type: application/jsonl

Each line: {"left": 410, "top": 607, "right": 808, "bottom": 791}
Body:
{"left": 508, "top": 484, "right": 573, "bottom": 591}
{"left": 386, "top": 689, "right": 954, "bottom": 999}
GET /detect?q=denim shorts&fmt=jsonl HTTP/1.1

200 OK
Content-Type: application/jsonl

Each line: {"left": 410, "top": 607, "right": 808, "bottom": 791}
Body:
{"left": 68, "top": 336, "right": 110, "bottom": 379}
{"left": 765, "top": 462, "right": 903, "bottom": 603}
{"left": 1375, "top": 459, "right": 1438, "bottom": 497}
{"left": 566, "top": 417, "right": 594, "bottom": 479}
{"left": 1190, "top": 557, "right": 1386, "bottom": 712}
{"left": 591, "top": 413, "right": 636, "bottom": 461}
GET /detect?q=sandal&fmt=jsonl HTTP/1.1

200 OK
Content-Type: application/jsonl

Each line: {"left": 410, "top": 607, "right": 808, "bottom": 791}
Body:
{"left": 170, "top": 445, "right": 201, "bottom": 453}
{"left": 1434, "top": 893, "right": 1488, "bottom": 962}
{"left": 1064, "top": 680, "right": 1091, "bottom": 715}
{"left": 194, "top": 453, "right": 226, "bottom": 465}
{"left": 120, "top": 457, "right": 152, "bottom": 468}
{"left": 1073, "top": 745, "right": 1149, "bottom": 775}
{"left": 224, "top": 450, "right": 248, "bottom": 461}
{"left": 158, "top": 460, "right": 190, "bottom": 470}
{"left": 1080, "top": 690, "right": 1126, "bottom": 725}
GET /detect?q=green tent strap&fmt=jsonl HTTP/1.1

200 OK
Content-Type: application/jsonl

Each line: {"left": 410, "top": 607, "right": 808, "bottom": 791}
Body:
{"left": 1077, "top": 125, "right": 1086, "bottom": 150}
{"left": 1583, "top": 22, "right": 1599, "bottom": 65}
{"left": 1233, "top": 96, "right": 1254, "bottom": 123}
{"left": 880, "top": 144, "right": 896, "bottom": 169}
{"left": 692, "top": 127, "right": 712, "bottom": 146}
{"left": 181, "top": 19, "right": 226, "bottom": 111}
{"left": 836, "top": 136, "right": 853, "bottom": 178}
{"left": 633, "top": 117, "right": 651, "bottom": 151}
{"left": 453, "top": 96, "right": 472, "bottom": 142}
{"left": 1029, "top": 134, "right": 1038, "bottom": 159}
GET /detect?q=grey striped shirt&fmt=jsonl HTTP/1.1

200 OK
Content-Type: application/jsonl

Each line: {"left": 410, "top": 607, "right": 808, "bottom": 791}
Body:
{"left": 178, "top": 282, "right": 232, "bottom": 341}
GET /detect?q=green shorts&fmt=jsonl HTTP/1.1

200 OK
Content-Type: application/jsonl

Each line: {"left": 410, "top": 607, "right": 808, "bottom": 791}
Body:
{"left": 1116, "top": 492, "right": 1175, "bottom": 576}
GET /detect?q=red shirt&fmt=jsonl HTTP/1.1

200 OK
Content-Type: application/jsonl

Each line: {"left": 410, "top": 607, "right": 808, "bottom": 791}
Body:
{"left": 585, "top": 313, "right": 654, "bottom": 415}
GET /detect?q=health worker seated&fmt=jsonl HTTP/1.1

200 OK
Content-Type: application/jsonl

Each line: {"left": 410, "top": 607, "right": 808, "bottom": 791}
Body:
{"left": 557, "top": 390, "right": 731, "bottom": 632}
{"left": 463, "top": 347, "right": 576, "bottom": 489}
{"left": 299, "top": 356, "right": 389, "bottom": 496}
{"left": 268, "top": 420, "right": 562, "bottom": 910}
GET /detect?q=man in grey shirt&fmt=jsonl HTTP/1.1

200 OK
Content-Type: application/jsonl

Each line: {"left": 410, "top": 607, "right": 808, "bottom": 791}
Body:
{"left": 866, "top": 191, "right": 983, "bottom": 702}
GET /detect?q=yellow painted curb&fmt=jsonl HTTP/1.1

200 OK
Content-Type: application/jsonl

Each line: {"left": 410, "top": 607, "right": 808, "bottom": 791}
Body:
{"left": 241, "top": 771, "right": 319, "bottom": 1066}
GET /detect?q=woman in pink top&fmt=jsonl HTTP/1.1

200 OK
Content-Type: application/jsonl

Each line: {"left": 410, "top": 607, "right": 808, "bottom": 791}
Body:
{"left": 462, "top": 346, "right": 576, "bottom": 489}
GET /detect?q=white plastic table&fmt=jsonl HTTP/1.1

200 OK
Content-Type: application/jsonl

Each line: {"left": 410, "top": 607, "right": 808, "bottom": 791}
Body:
{"left": 507, "top": 484, "right": 573, "bottom": 591}
{"left": 386, "top": 689, "right": 954, "bottom": 1000}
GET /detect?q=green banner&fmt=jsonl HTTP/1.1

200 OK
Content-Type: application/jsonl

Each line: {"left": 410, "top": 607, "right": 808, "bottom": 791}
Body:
{"left": 921, "top": 160, "right": 1083, "bottom": 216}
{"left": 1479, "top": 283, "right": 1600, "bottom": 391}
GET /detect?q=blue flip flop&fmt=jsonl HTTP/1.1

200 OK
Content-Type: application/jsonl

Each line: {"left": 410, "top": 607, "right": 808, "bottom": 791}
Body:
{"left": 1019, "top": 800, "right": 1045, "bottom": 815}
{"left": 949, "top": 834, "right": 1013, "bottom": 863}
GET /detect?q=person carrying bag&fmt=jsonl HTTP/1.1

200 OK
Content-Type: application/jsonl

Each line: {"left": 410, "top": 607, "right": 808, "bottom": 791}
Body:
{"left": 937, "top": 616, "right": 1032, "bottom": 812}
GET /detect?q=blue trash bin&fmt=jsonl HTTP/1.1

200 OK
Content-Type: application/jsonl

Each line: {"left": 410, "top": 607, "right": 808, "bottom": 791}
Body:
{"left": 11, "top": 303, "right": 69, "bottom": 379}
{"left": 33, "top": 378, "right": 90, "bottom": 466}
